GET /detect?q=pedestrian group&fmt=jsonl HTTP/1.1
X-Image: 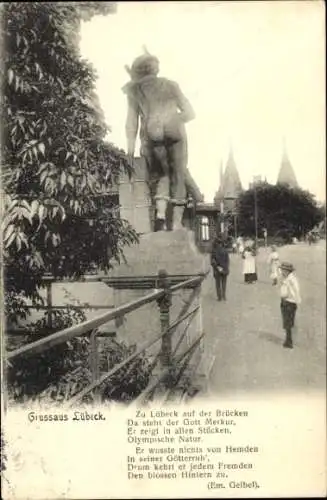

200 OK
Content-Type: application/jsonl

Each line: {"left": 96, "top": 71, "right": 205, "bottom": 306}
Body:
{"left": 211, "top": 236, "right": 301, "bottom": 349}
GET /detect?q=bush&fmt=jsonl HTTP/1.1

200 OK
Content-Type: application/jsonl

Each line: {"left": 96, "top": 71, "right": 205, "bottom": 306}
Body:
{"left": 6, "top": 306, "right": 152, "bottom": 404}
{"left": 98, "top": 338, "right": 152, "bottom": 403}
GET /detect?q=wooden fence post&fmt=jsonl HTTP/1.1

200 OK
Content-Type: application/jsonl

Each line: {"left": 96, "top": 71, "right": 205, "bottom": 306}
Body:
{"left": 156, "top": 269, "right": 173, "bottom": 387}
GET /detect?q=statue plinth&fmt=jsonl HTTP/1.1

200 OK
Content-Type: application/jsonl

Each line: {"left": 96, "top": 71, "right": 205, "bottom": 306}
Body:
{"left": 111, "top": 229, "right": 207, "bottom": 277}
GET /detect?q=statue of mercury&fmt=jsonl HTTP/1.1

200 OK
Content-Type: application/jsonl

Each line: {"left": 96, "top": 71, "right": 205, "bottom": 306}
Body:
{"left": 122, "top": 50, "right": 195, "bottom": 231}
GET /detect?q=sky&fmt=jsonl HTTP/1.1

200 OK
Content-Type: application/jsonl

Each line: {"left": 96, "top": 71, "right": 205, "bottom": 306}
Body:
{"left": 80, "top": 1, "right": 325, "bottom": 203}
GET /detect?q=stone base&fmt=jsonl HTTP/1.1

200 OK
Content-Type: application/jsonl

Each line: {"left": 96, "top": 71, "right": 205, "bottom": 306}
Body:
{"left": 111, "top": 228, "right": 209, "bottom": 277}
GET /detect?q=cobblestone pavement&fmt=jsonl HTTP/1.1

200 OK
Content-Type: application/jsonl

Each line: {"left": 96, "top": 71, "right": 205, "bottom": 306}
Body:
{"left": 201, "top": 241, "right": 326, "bottom": 397}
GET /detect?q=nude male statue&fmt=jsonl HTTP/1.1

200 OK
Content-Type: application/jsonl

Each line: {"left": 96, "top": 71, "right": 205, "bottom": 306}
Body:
{"left": 122, "top": 51, "right": 195, "bottom": 231}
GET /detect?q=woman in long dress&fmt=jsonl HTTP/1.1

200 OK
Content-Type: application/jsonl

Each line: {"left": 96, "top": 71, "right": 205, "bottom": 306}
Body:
{"left": 242, "top": 242, "right": 257, "bottom": 283}
{"left": 237, "top": 236, "right": 244, "bottom": 255}
{"left": 267, "top": 245, "right": 280, "bottom": 285}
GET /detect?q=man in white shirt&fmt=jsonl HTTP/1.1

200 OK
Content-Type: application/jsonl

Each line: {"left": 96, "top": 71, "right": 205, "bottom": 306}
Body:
{"left": 279, "top": 261, "right": 301, "bottom": 349}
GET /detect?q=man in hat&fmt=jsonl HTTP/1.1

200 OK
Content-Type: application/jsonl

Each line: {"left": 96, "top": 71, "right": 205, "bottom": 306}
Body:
{"left": 279, "top": 261, "right": 301, "bottom": 348}
{"left": 122, "top": 50, "right": 195, "bottom": 231}
{"left": 211, "top": 236, "right": 230, "bottom": 301}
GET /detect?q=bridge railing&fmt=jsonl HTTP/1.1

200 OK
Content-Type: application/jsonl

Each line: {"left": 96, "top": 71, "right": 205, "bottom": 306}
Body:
{"left": 6, "top": 270, "right": 207, "bottom": 405}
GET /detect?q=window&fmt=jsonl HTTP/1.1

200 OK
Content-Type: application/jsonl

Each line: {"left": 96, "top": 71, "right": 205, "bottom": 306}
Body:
{"left": 201, "top": 216, "right": 210, "bottom": 241}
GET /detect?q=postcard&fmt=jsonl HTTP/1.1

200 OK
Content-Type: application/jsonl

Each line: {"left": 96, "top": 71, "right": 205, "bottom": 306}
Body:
{"left": 1, "top": 1, "right": 326, "bottom": 498}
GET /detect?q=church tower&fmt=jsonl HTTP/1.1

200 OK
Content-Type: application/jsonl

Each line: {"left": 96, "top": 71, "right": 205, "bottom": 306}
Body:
{"left": 277, "top": 139, "right": 298, "bottom": 188}
{"left": 213, "top": 146, "right": 243, "bottom": 238}
{"left": 214, "top": 146, "right": 243, "bottom": 209}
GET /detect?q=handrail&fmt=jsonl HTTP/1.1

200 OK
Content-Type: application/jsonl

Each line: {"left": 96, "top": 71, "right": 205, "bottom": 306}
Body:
{"left": 67, "top": 331, "right": 163, "bottom": 407}
{"left": 7, "top": 275, "right": 204, "bottom": 361}
{"left": 7, "top": 288, "right": 163, "bottom": 361}
{"left": 7, "top": 273, "right": 207, "bottom": 284}
{"left": 133, "top": 333, "right": 204, "bottom": 406}
{"left": 24, "top": 305, "right": 115, "bottom": 310}
{"left": 156, "top": 333, "right": 204, "bottom": 405}
{"left": 67, "top": 305, "right": 202, "bottom": 405}
{"left": 172, "top": 306, "right": 199, "bottom": 356}
{"left": 169, "top": 274, "right": 207, "bottom": 292}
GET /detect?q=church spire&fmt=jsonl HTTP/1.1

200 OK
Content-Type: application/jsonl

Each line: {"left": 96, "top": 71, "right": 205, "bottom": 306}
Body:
{"left": 214, "top": 145, "right": 243, "bottom": 205}
{"left": 277, "top": 139, "right": 298, "bottom": 188}
{"left": 222, "top": 144, "right": 243, "bottom": 199}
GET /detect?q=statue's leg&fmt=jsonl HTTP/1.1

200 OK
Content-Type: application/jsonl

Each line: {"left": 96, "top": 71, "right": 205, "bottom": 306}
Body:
{"left": 152, "top": 145, "right": 170, "bottom": 226}
{"left": 142, "top": 142, "right": 159, "bottom": 231}
{"left": 167, "top": 139, "right": 187, "bottom": 230}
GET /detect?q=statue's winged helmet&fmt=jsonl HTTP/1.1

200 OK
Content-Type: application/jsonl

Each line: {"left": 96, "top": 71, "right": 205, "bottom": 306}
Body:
{"left": 125, "top": 47, "right": 159, "bottom": 81}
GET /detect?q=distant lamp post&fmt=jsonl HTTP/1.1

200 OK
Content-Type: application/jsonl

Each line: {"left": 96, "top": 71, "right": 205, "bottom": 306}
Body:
{"left": 263, "top": 227, "right": 267, "bottom": 247}
{"left": 253, "top": 175, "right": 261, "bottom": 246}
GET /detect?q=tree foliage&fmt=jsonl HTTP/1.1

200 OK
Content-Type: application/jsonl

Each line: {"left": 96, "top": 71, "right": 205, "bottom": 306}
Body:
{"left": 237, "top": 182, "right": 323, "bottom": 240}
{"left": 1, "top": 2, "right": 138, "bottom": 322}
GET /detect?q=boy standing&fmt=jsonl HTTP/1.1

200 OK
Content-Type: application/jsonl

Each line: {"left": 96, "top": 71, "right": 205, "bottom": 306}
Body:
{"left": 279, "top": 262, "right": 301, "bottom": 348}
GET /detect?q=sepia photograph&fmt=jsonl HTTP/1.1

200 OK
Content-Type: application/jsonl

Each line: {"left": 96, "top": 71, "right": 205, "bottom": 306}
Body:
{"left": 1, "top": 1, "right": 326, "bottom": 498}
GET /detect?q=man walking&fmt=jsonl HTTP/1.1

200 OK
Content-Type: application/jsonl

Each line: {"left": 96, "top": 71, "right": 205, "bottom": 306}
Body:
{"left": 211, "top": 237, "right": 230, "bottom": 301}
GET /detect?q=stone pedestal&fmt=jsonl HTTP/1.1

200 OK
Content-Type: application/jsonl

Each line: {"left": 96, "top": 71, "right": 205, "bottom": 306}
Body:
{"left": 108, "top": 229, "right": 210, "bottom": 395}
{"left": 117, "top": 229, "right": 206, "bottom": 275}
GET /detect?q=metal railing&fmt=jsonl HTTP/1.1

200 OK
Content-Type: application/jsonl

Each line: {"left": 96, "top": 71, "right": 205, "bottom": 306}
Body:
{"left": 7, "top": 273, "right": 203, "bottom": 335}
{"left": 7, "top": 269, "right": 207, "bottom": 405}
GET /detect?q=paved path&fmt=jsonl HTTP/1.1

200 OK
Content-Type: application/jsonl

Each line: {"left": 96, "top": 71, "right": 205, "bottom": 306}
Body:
{"left": 201, "top": 241, "right": 326, "bottom": 397}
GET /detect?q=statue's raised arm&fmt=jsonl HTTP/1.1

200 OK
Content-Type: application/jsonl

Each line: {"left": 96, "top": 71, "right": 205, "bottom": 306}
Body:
{"left": 122, "top": 51, "right": 195, "bottom": 231}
